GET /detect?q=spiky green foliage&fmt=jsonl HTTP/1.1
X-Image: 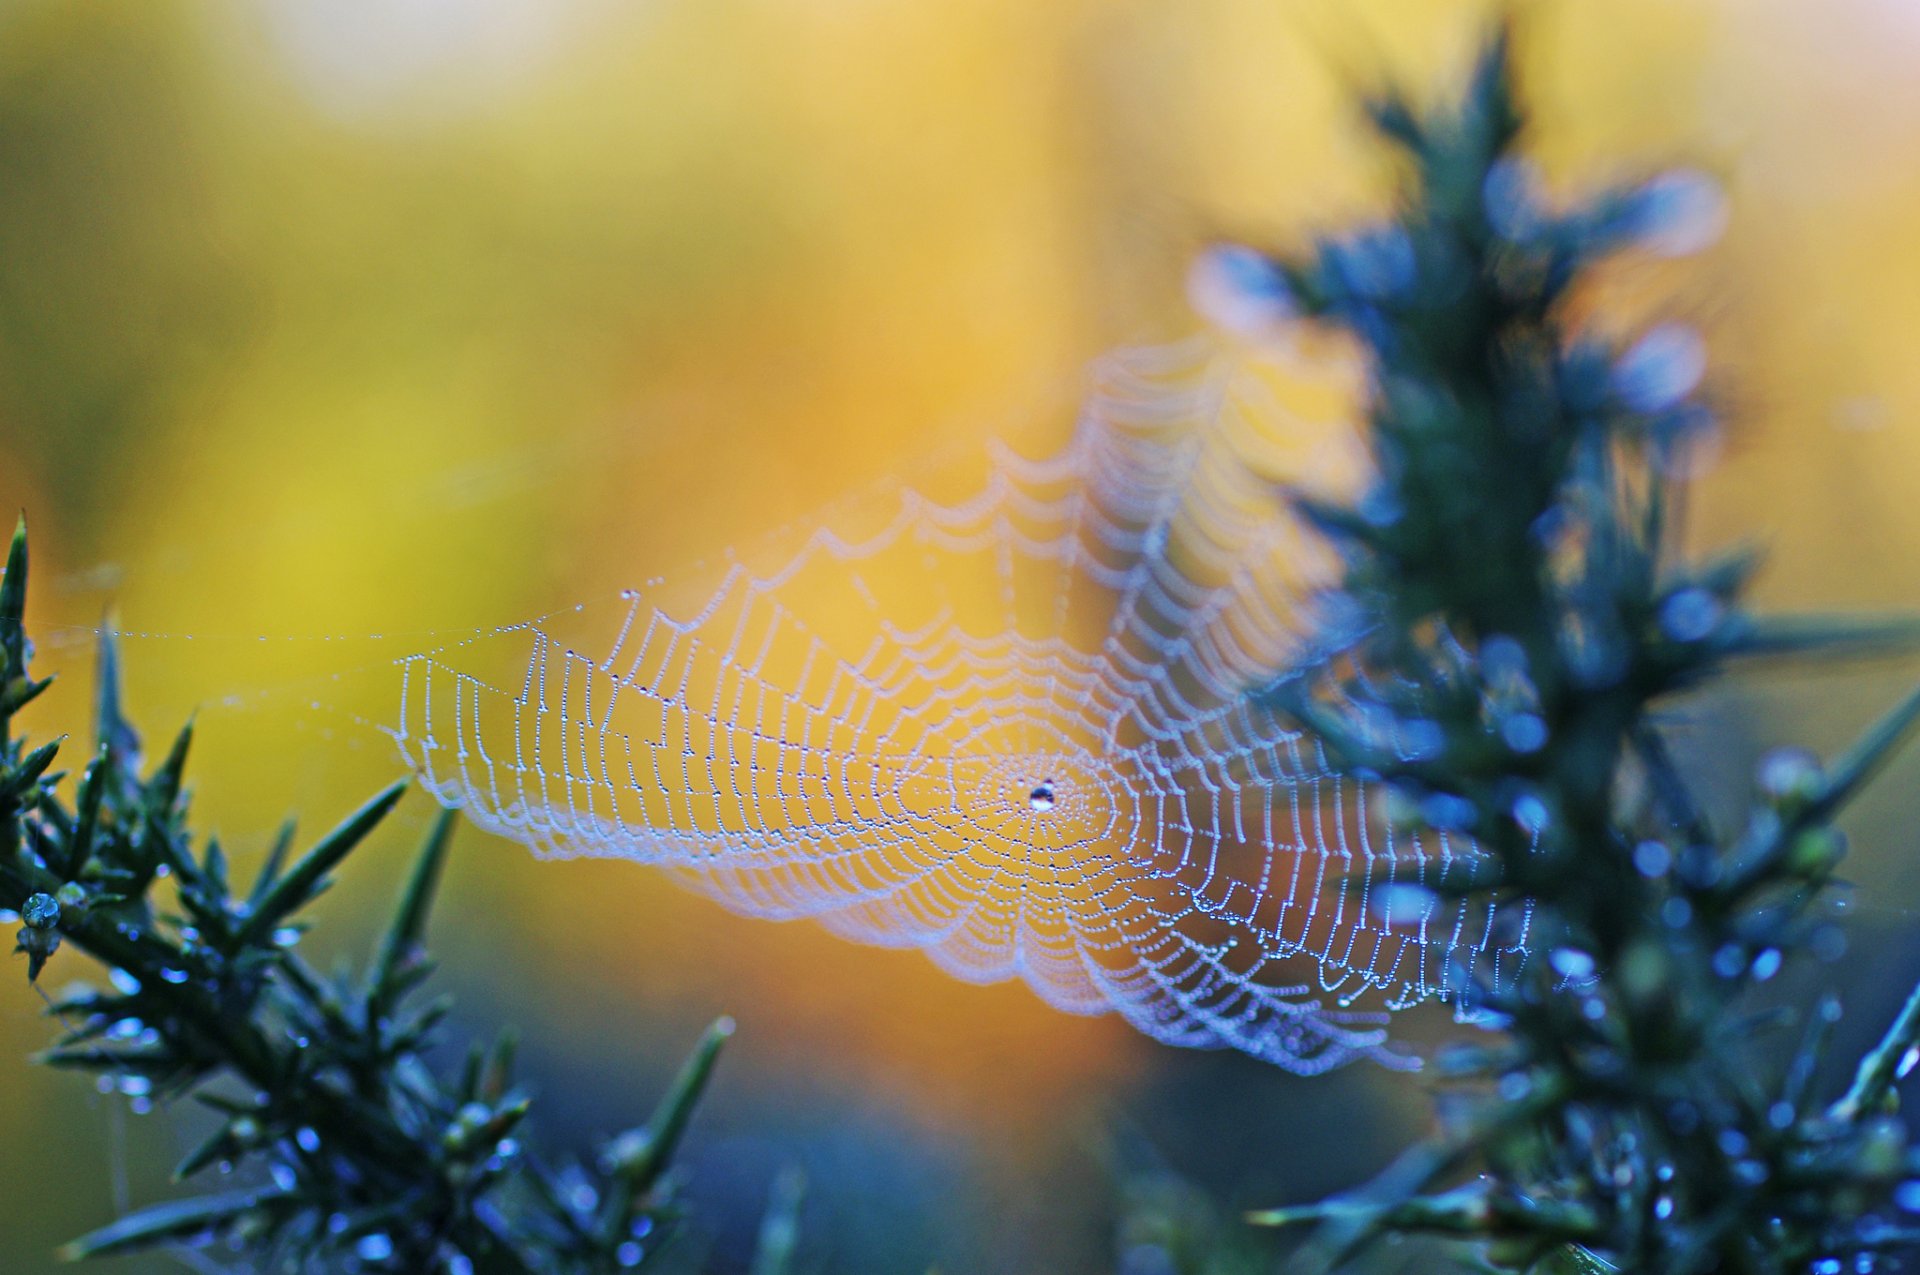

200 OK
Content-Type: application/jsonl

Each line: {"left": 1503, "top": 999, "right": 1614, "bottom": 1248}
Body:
{"left": 1235, "top": 26, "right": 1920, "bottom": 1275}
{"left": 0, "top": 520, "right": 734, "bottom": 1272}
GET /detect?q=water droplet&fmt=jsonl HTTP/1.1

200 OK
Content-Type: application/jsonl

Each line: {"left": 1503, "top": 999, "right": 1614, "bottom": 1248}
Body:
{"left": 1511, "top": 794, "right": 1551, "bottom": 836}
{"left": 1658, "top": 588, "right": 1721, "bottom": 644}
{"left": 1751, "top": 948, "right": 1783, "bottom": 982}
{"left": 158, "top": 968, "right": 189, "bottom": 986}
{"left": 272, "top": 927, "right": 301, "bottom": 948}
{"left": 1500, "top": 713, "right": 1547, "bottom": 754}
{"left": 1550, "top": 948, "right": 1596, "bottom": 981}
{"left": 1327, "top": 227, "right": 1417, "bottom": 301}
{"left": 356, "top": 1233, "right": 394, "bottom": 1262}
{"left": 1028, "top": 783, "right": 1055, "bottom": 813}
{"left": 1358, "top": 485, "right": 1403, "bottom": 528}
{"left": 1614, "top": 324, "right": 1706, "bottom": 414}
{"left": 295, "top": 1127, "right": 322, "bottom": 1154}
{"left": 21, "top": 893, "right": 58, "bottom": 929}
{"left": 1632, "top": 841, "right": 1672, "bottom": 878}
{"left": 1898, "top": 1046, "right": 1920, "bottom": 1081}
{"left": 1187, "top": 244, "right": 1293, "bottom": 338}
{"left": 1894, "top": 1180, "right": 1920, "bottom": 1213}
{"left": 1654, "top": 1195, "right": 1675, "bottom": 1220}
{"left": 1399, "top": 718, "right": 1445, "bottom": 761}
{"left": 616, "top": 1241, "right": 645, "bottom": 1268}
{"left": 1371, "top": 884, "right": 1438, "bottom": 927}
{"left": 1757, "top": 747, "right": 1824, "bottom": 810}
{"left": 1628, "top": 169, "right": 1727, "bottom": 258}
{"left": 1482, "top": 157, "right": 1544, "bottom": 241}
{"left": 1418, "top": 792, "right": 1476, "bottom": 833}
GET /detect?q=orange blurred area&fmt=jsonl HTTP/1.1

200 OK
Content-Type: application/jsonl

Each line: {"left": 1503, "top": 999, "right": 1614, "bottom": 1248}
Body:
{"left": 4, "top": 0, "right": 1920, "bottom": 1270}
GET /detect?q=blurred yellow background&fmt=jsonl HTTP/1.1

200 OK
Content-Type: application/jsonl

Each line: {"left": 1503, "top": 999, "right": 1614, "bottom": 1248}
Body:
{"left": 3, "top": 1, "right": 1920, "bottom": 1270}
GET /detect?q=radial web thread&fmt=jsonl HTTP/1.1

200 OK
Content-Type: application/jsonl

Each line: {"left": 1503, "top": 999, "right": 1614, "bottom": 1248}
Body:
{"left": 391, "top": 338, "right": 1525, "bottom": 1072}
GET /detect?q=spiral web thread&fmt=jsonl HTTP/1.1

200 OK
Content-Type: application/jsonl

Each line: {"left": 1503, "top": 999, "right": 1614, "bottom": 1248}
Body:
{"left": 390, "top": 338, "right": 1524, "bottom": 1072}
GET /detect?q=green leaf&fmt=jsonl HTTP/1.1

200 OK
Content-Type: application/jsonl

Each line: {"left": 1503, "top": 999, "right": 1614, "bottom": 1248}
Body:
{"left": 1694, "top": 542, "right": 1765, "bottom": 594}
{"left": 749, "top": 1166, "right": 807, "bottom": 1275}
{"left": 235, "top": 782, "right": 406, "bottom": 947}
{"left": 173, "top": 1115, "right": 258, "bottom": 1183}
{"left": 146, "top": 718, "right": 194, "bottom": 824}
{"left": 2, "top": 737, "right": 63, "bottom": 807}
{"left": 1810, "top": 678, "right": 1920, "bottom": 823}
{"left": 36, "top": 1040, "right": 177, "bottom": 1073}
{"left": 93, "top": 622, "right": 140, "bottom": 771}
{"left": 1365, "top": 92, "right": 1424, "bottom": 152}
{"left": 69, "top": 750, "right": 108, "bottom": 873}
{"left": 248, "top": 817, "right": 296, "bottom": 910}
{"left": 0, "top": 515, "right": 28, "bottom": 686}
{"left": 368, "top": 807, "right": 456, "bottom": 1022}
{"left": 58, "top": 1189, "right": 284, "bottom": 1260}
{"left": 1718, "top": 612, "right": 1920, "bottom": 663}
{"left": 1462, "top": 20, "right": 1519, "bottom": 157}
{"left": 0, "top": 670, "right": 49, "bottom": 718}
{"left": 1531, "top": 1246, "right": 1621, "bottom": 1275}
{"left": 605, "top": 1016, "right": 735, "bottom": 1192}
{"left": 201, "top": 835, "right": 229, "bottom": 899}
{"left": 1831, "top": 973, "right": 1920, "bottom": 1124}
{"left": 383, "top": 994, "right": 455, "bottom": 1056}
{"left": 479, "top": 1027, "right": 518, "bottom": 1104}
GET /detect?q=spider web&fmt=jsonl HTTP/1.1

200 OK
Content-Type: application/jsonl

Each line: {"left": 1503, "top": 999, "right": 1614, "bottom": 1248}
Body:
{"left": 387, "top": 337, "right": 1523, "bottom": 1072}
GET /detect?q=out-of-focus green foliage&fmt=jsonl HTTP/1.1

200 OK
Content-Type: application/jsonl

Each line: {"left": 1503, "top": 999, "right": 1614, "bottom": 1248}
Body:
{"left": 1237, "top": 24, "right": 1920, "bottom": 1275}
{"left": 0, "top": 520, "right": 742, "bottom": 1272}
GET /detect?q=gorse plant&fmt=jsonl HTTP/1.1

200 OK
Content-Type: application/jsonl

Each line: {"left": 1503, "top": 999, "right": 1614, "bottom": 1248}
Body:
{"left": 0, "top": 522, "right": 758, "bottom": 1273}
{"left": 12, "top": 20, "right": 1920, "bottom": 1275}
{"left": 1230, "top": 23, "right": 1920, "bottom": 1275}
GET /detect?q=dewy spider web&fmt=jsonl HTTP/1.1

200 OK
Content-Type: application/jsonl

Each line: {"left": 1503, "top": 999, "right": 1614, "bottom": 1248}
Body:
{"left": 390, "top": 337, "right": 1523, "bottom": 1073}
